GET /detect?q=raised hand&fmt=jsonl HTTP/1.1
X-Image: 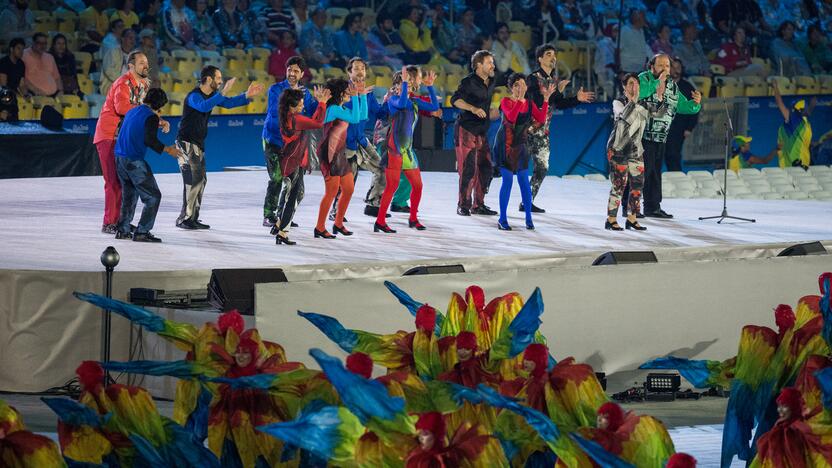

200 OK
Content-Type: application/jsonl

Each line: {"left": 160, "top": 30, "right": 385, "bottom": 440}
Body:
{"left": 347, "top": 82, "right": 358, "bottom": 97}
{"left": 159, "top": 119, "right": 170, "bottom": 134}
{"left": 222, "top": 77, "right": 236, "bottom": 96}
{"left": 363, "top": 84, "right": 375, "bottom": 96}
{"left": 577, "top": 87, "right": 595, "bottom": 103}
{"left": 246, "top": 81, "right": 265, "bottom": 98}
{"left": 423, "top": 70, "right": 437, "bottom": 87}
{"left": 557, "top": 79, "right": 570, "bottom": 93}
{"left": 691, "top": 90, "right": 702, "bottom": 105}
{"left": 658, "top": 70, "right": 669, "bottom": 84}
{"left": 400, "top": 66, "right": 409, "bottom": 83}
{"left": 541, "top": 83, "right": 555, "bottom": 100}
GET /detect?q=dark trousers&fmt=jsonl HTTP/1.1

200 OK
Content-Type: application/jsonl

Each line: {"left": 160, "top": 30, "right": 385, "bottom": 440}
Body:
{"left": 623, "top": 140, "right": 665, "bottom": 214}
{"left": 116, "top": 157, "right": 161, "bottom": 234}
{"left": 664, "top": 132, "right": 685, "bottom": 173}
{"left": 455, "top": 124, "right": 493, "bottom": 210}
{"left": 263, "top": 142, "right": 283, "bottom": 220}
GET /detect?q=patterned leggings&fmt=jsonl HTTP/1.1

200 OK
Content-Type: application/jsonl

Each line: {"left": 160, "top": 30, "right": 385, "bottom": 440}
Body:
{"left": 527, "top": 132, "right": 550, "bottom": 200}
{"left": 607, "top": 150, "right": 645, "bottom": 218}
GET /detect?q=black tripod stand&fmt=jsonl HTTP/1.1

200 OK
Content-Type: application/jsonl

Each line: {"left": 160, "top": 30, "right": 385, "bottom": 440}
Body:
{"left": 698, "top": 99, "right": 756, "bottom": 224}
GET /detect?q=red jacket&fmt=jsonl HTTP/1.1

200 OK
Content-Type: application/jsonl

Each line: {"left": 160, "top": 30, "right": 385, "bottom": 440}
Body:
{"left": 94, "top": 73, "right": 147, "bottom": 144}
{"left": 713, "top": 42, "right": 752, "bottom": 74}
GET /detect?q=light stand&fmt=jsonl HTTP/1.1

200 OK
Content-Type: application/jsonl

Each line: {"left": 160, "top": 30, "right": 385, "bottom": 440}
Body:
{"left": 698, "top": 99, "right": 756, "bottom": 224}
{"left": 100, "top": 246, "right": 119, "bottom": 386}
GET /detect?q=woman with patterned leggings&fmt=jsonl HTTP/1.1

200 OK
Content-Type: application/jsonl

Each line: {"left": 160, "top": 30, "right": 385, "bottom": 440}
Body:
{"left": 315, "top": 78, "right": 368, "bottom": 239}
{"left": 374, "top": 66, "right": 439, "bottom": 233}
{"left": 272, "top": 85, "right": 330, "bottom": 245}
{"left": 492, "top": 73, "right": 554, "bottom": 231}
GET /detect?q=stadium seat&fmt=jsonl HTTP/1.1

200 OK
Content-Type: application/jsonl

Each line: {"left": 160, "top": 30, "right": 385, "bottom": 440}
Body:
{"left": 794, "top": 76, "right": 818, "bottom": 95}
{"left": 62, "top": 101, "right": 89, "bottom": 119}
{"left": 17, "top": 99, "right": 35, "bottom": 120}
{"left": 716, "top": 77, "right": 743, "bottom": 98}
{"left": 323, "top": 68, "right": 346, "bottom": 79}
{"left": 785, "top": 166, "right": 810, "bottom": 176}
{"left": 771, "top": 183, "right": 797, "bottom": 194}
{"left": 326, "top": 7, "right": 349, "bottom": 29}
{"left": 34, "top": 15, "right": 57, "bottom": 34}
{"left": 751, "top": 57, "right": 772, "bottom": 76}
{"left": 375, "top": 74, "right": 393, "bottom": 88}
{"left": 809, "top": 190, "right": 832, "bottom": 200}
{"left": 762, "top": 192, "right": 783, "bottom": 199}
{"left": 249, "top": 47, "right": 271, "bottom": 71}
{"left": 159, "top": 74, "right": 174, "bottom": 92}
{"left": 554, "top": 41, "right": 579, "bottom": 73}
{"left": 223, "top": 48, "right": 247, "bottom": 60}
{"left": 688, "top": 76, "right": 711, "bottom": 98}
{"left": 249, "top": 69, "right": 271, "bottom": 84}
{"left": 817, "top": 75, "right": 832, "bottom": 94}
{"left": 710, "top": 64, "right": 726, "bottom": 75}
{"left": 743, "top": 75, "right": 768, "bottom": 97}
{"left": 77, "top": 74, "right": 94, "bottom": 95}
{"left": 767, "top": 76, "right": 796, "bottom": 95}
{"left": 687, "top": 170, "right": 712, "bottom": 179}
{"left": 227, "top": 58, "right": 249, "bottom": 75}
{"left": 246, "top": 95, "right": 267, "bottom": 114}
{"left": 172, "top": 74, "right": 197, "bottom": 93}
{"left": 55, "top": 10, "right": 78, "bottom": 33}
{"left": 784, "top": 191, "right": 809, "bottom": 200}
{"left": 75, "top": 52, "right": 93, "bottom": 75}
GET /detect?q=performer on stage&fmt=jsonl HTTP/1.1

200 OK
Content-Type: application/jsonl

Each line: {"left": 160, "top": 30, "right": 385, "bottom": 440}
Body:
{"left": 374, "top": 65, "right": 439, "bottom": 233}
{"left": 175, "top": 66, "right": 264, "bottom": 230}
{"left": 626, "top": 54, "right": 701, "bottom": 219}
{"left": 606, "top": 73, "right": 666, "bottom": 232}
{"left": 729, "top": 135, "right": 780, "bottom": 172}
{"left": 113, "top": 88, "right": 181, "bottom": 243}
{"left": 493, "top": 73, "right": 553, "bottom": 231}
{"left": 329, "top": 57, "right": 388, "bottom": 220}
{"left": 772, "top": 80, "right": 816, "bottom": 169}
{"left": 452, "top": 50, "right": 498, "bottom": 217}
{"left": 525, "top": 44, "right": 595, "bottom": 213}
{"left": 272, "top": 85, "right": 330, "bottom": 245}
{"left": 314, "top": 78, "right": 367, "bottom": 239}
{"left": 262, "top": 56, "right": 318, "bottom": 228}
{"left": 93, "top": 50, "right": 160, "bottom": 234}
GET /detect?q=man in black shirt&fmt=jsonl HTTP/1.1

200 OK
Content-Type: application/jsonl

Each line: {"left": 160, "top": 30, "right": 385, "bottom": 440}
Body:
{"left": 451, "top": 50, "right": 499, "bottom": 216}
{"left": 664, "top": 57, "right": 699, "bottom": 172}
{"left": 0, "top": 38, "right": 28, "bottom": 95}
{"left": 175, "top": 65, "right": 264, "bottom": 230}
{"left": 525, "top": 44, "right": 595, "bottom": 213}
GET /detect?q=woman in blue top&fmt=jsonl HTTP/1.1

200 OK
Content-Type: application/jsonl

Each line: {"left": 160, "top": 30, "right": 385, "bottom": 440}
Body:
{"left": 374, "top": 65, "right": 439, "bottom": 233}
{"left": 315, "top": 78, "right": 368, "bottom": 239}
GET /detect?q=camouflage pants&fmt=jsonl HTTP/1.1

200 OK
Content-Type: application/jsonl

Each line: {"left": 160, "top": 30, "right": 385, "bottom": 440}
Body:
{"left": 527, "top": 131, "right": 550, "bottom": 200}
{"left": 607, "top": 149, "right": 644, "bottom": 218}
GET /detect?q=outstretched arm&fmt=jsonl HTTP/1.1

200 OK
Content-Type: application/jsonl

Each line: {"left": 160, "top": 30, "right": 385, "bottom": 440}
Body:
{"left": 292, "top": 103, "right": 328, "bottom": 130}
{"left": 413, "top": 85, "right": 439, "bottom": 112}
{"left": 772, "top": 81, "right": 790, "bottom": 122}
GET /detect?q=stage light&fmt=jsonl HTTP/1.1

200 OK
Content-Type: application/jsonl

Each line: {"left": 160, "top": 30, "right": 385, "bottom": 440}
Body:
{"left": 100, "top": 246, "right": 120, "bottom": 270}
{"left": 645, "top": 373, "right": 681, "bottom": 393}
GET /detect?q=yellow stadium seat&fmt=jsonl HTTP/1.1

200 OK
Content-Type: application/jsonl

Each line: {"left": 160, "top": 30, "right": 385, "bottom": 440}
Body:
{"left": 326, "top": 7, "right": 349, "bottom": 29}
{"left": 58, "top": 94, "right": 82, "bottom": 106}
{"left": 445, "top": 73, "right": 462, "bottom": 92}
{"left": 172, "top": 74, "right": 197, "bottom": 93}
{"left": 442, "top": 63, "right": 464, "bottom": 76}
{"left": 511, "top": 29, "right": 532, "bottom": 50}
{"left": 158, "top": 74, "right": 174, "bottom": 92}
{"left": 227, "top": 58, "right": 249, "bottom": 75}
{"left": 555, "top": 41, "right": 579, "bottom": 73}
{"left": 172, "top": 49, "right": 202, "bottom": 75}
{"left": 223, "top": 48, "right": 247, "bottom": 61}
{"left": 323, "top": 68, "right": 346, "bottom": 79}
{"left": 817, "top": 74, "right": 832, "bottom": 94}
{"left": 794, "top": 75, "right": 818, "bottom": 95}
{"left": 55, "top": 10, "right": 78, "bottom": 33}
{"left": 767, "top": 76, "right": 796, "bottom": 95}
{"left": 62, "top": 101, "right": 89, "bottom": 119}
{"left": 508, "top": 21, "right": 526, "bottom": 32}
{"left": 248, "top": 69, "right": 271, "bottom": 84}
{"left": 34, "top": 15, "right": 57, "bottom": 33}
{"left": 18, "top": 99, "right": 35, "bottom": 120}
{"left": 169, "top": 103, "right": 183, "bottom": 116}
{"left": 375, "top": 74, "right": 392, "bottom": 88}
{"left": 159, "top": 103, "right": 173, "bottom": 116}
{"left": 246, "top": 95, "right": 267, "bottom": 114}
{"left": 744, "top": 82, "right": 768, "bottom": 97}
{"left": 716, "top": 76, "right": 742, "bottom": 97}
{"left": 688, "top": 76, "right": 711, "bottom": 98}
{"left": 710, "top": 64, "right": 726, "bottom": 75}
{"left": 751, "top": 57, "right": 771, "bottom": 76}
{"left": 75, "top": 52, "right": 93, "bottom": 75}
{"left": 77, "top": 74, "right": 94, "bottom": 95}
{"left": 31, "top": 96, "right": 57, "bottom": 110}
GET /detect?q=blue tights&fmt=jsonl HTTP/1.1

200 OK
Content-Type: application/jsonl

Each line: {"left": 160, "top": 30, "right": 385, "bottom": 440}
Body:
{"left": 498, "top": 167, "right": 533, "bottom": 227}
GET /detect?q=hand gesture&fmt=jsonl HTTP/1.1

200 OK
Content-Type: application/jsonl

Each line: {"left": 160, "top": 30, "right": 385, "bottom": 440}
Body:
{"left": 658, "top": 70, "right": 669, "bottom": 83}
{"left": 221, "top": 77, "right": 236, "bottom": 96}
{"left": 472, "top": 107, "right": 487, "bottom": 119}
{"left": 363, "top": 84, "right": 375, "bottom": 96}
{"left": 430, "top": 108, "right": 443, "bottom": 118}
{"left": 691, "top": 90, "right": 702, "bottom": 105}
{"left": 159, "top": 119, "right": 170, "bottom": 134}
{"left": 164, "top": 145, "right": 182, "bottom": 158}
{"left": 557, "top": 79, "right": 570, "bottom": 93}
{"left": 423, "top": 70, "right": 437, "bottom": 87}
{"left": 313, "top": 85, "right": 331, "bottom": 103}
{"left": 400, "top": 66, "right": 409, "bottom": 83}
{"left": 541, "top": 83, "right": 556, "bottom": 101}
{"left": 246, "top": 81, "right": 265, "bottom": 98}
{"left": 577, "top": 87, "right": 595, "bottom": 103}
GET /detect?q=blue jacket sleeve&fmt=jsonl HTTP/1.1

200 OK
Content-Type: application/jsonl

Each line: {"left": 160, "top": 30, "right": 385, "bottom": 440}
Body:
{"left": 187, "top": 92, "right": 227, "bottom": 113}
{"left": 388, "top": 82, "right": 411, "bottom": 110}
{"left": 325, "top": 96, "right": 362, "bottom": 124}
{"left": 414, "top": 86, "right": 439, "bottom": 112}
{"left": 359, "top": 94, "right": 368, "bottom": 121}
{"left": 218, "top": 92, "right": 250, "bottom": 109}
{"left": 303, "top": 88, "right": 318, "bottom": 117}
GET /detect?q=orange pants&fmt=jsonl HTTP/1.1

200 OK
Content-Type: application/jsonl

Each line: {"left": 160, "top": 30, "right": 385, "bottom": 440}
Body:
{"left": 317, "top": 174, "right": 354, "bottom": 231}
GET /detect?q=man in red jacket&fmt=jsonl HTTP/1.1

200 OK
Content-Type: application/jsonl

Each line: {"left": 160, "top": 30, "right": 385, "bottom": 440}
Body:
{"left": 93, "top": 51, "right": 169, "bottom": 234}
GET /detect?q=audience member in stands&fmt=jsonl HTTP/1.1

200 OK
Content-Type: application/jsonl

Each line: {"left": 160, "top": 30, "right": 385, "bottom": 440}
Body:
{"left": 537, "top": 0, "right": 562, "bottom": 45}
{"left": 0, "top": 0, "right": 33, "bottom": 43}
{"left": 213, "top": 0, "right": 252, "bottom": 49}
{"left": 262, "top": 0, "right": 294, "bottom": 46}
{"left": 475, "top": 33, "right": 493, "bottom": 52}
{"left": 50, "top": 34, "right": 80, "bottom": 96}
{"left": 594, "top": 24, "right": 618, "bottom": 97}
{"left": 399, "top": 5, "right": 434, "bottom": 64}
{"left": 289, "top": 0, "right": 309, "bottom": 37}
{"left": 471, "top": 0, "right": 497, "bottom": 37}
{"left": 0, "top": 38, "right": 28, "bottom": 95}
{"left": 431, "top": 3, "right": 460, "bottom": 63}
{"left": 112, "top": 0, "right": 140, "bottom": 29}
{"left": 80, "top": 0, "right": 110, "bottom": 54}
{"left": 237, "top": 0, "right": 266, "bottom": 48}
{"left": 162, "top": 0, "right": 199, "bottom": 50}
{"left": 138, "top": 29, "right": 160, "bottom": 86}
{"left": 770, "top": 20, "right": 812, "bottom": 75}
{"left": 711, "top": 0, "right": 767, "bottom": 36}
{"left": 191, "top": 0, "right": 219, "bottom": 50}
{"left": 367, "top": 13, "right": 405, "bottom": 69}
{"left": 557, "top": 0, "right": 588, "bottom": 40}
{"left": 619, "top": 10, "right": 653, "bottom": 74}
{"left": 101, "top": 28, "right": 136, "bottom": 95}
{"left": 492, "top": 22, "right": 531, "bottom": 83}
{"left": 713, "top": 26, "right": 767, "bottom": 77}
{"left": 335, "top": 12, "right": 368, "bottom": 61}
{"left": 101, "top": 19, "right": 127, "bottom": 56}
{"left": 300, "top": 7, "right": 341, "bottom": 68}
{"left": 652, "top": 24, "right": 675, "bottom": 55}
{"left": 141, "top": 0, "right": 162, "bottom": 32}
{"left": 456, "top": 8, "right": 481, "bottom": 59}
{"left": 665, "top": 57, "right": 699, "bottom": 172}
{"left": 656, "top": 0, "right": 697, "bottom": 32}
{"left": 759, "top": 0, "right": 801, "bottom": 33}
{"left": 802, "top": 24, "right": 832, "bottom": 73}
{"left": 268, "top": 30, "right": 310, "bottom": 82}
{"left": 23, "top": 32, "right": 62, "bottom": 97}
{"left": 675, "top": 22, "right": 712, "bottom": 77}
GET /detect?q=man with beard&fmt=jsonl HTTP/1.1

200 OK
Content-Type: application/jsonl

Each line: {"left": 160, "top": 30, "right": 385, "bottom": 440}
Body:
{"left": 94, "top": 51, "right": 163, "bottom": 234}
{"left": 452, "top": 50, "right": 499, "bottom": 217}
{"left": 524, "top": 44, "right": 595, "bottom": 213}
{"left": 262, "top": 55, "right": 317, "bottom": 228}
{"left": 330, "top": 57, "right": 388, "bottom": 219}
{"left": 175, "top": 66, "right": 264, "bottom": 230}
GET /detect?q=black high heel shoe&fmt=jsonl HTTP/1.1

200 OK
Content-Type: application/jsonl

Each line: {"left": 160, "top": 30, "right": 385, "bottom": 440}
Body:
{"left": 275, "top": 233, "right": 296, "bottom": 245}
{"left": 374, "top": 222, "right": 396, "bottom": 233}
{"left": 497, "top": 219, "right": 512, "bottom": 231}
{"left": 408, "top": 219, "right": 426, "bottom": 230}
{"left": 605, "top": 220, "right": 623, "bottom": 231}
{"left": 314, "top": 228, "right": 336, "bottom": 239}
{"left": 526, "top": 221, "right": 535, "bottom": 230}
{"left": 625, "top": 219, "right": 647, "bottom": 231}
{"left": 333, "top": 224, "right": 353, "bottom": 236}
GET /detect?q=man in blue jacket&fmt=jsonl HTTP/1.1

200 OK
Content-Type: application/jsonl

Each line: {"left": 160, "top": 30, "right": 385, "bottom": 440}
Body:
{"left": 114, "top": 88, "right": 181, "bottom": 242}
{"left": 262, "top": 56, "right": 317, "bottom": 227}
{"left": 176, "top": 66, "right": 265, "bottom": 230}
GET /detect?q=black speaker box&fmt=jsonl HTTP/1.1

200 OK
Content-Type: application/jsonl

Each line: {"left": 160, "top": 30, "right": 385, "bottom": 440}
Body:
{"left": 417, "top": 149, "right": 456, "bottom": 172}
{"left": 592, "top": 251, "right": 658, "bottom": 265}
{"left": 208, "top": 268, "right": 288, "bottom": 315}
{"left": 402, "top": 264, "right": 466, "bottom": 276}
{"left": 40, "top": 104, "right": 64, "bottom": 130}
{"left": 777, "top": 241, "right": 827, "bottom": 257}
{"left": 414, "top": 115, "right": 444, "bottom": 149}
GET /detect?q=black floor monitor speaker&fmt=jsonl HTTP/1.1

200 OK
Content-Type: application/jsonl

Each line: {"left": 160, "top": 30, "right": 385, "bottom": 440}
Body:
{"left": 402, "top": 264, "right": 465, "bottom": 276}
{"left": 208, "top": 268, "right": 287, "bottom": 315}
{"left": 777, "top": 241, "right": 827, "bottom": 257}
{"left": 592, "top": 251, "right": 658, "bottom": 266}
{"left": 40, "top": 105, "right": 64, "bottom": 131}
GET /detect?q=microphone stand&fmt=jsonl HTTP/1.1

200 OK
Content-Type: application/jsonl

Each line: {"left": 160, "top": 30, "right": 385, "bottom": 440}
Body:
{"left": 698, "top": 99, "right": 755, "bottom": 224}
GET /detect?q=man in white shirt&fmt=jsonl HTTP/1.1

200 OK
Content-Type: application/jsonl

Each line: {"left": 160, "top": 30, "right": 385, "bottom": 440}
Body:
{"left": 618, "top": 10, "right": 653, "bottom": 74}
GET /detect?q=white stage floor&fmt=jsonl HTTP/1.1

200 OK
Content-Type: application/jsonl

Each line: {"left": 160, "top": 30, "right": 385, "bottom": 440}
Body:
{"left": 1, "top": 171, "right": 830, "bottom": 271}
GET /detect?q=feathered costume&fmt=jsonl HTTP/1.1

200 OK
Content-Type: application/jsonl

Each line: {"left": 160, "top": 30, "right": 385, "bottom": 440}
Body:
{"left": 0, "top": 398, "right": 65, "bottom": 468}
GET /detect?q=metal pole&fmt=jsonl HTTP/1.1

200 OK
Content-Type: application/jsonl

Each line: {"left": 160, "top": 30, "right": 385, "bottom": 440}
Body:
{"left": 102, "top": 266, "right": 113, "bottom": 386}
